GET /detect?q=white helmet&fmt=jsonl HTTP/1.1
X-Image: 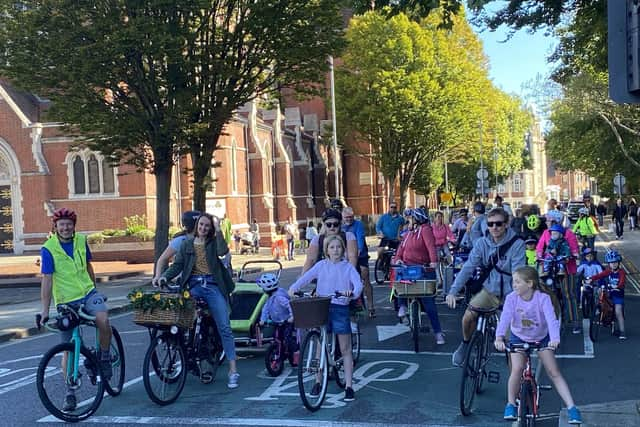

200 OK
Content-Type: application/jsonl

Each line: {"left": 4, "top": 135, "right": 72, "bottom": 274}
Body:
{"left": 578, "top": 207, "right": 589, "bottom": 216}
{"left": 545, "top": 209, "right": 564, "bottom": 224}
{"left": 257, "top": 273, "right": 279, "bottom": 292}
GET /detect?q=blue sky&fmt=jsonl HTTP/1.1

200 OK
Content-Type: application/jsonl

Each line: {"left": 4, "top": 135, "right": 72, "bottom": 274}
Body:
{"left": 474, "top": 26, "right": 558, "bottom": 95}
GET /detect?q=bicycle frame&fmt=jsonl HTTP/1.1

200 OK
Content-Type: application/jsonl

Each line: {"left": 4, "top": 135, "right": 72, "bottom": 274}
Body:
{"left": 507, "top": 343, "right": 551, "bottom": 423}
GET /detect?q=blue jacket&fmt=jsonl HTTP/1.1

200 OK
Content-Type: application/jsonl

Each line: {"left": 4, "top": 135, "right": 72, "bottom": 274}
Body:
{"left": 342, "top": 220, "right": 368, "bottom": 258}
{"left": 260, "top": 288, "right": 293, "bottom": 323}
{"left": 376, "top": 213, "right": 404, "bottom": 240}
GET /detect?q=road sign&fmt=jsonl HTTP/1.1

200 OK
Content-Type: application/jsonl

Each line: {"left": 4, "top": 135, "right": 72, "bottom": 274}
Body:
{"left": 440, "top": 192, "right": 452, "bottom": 203}
{"left": 476, "top": 168, "right": 488, "bottom": 180}
{"left": 613, "top": 174, "right": 626, "bottom": 187}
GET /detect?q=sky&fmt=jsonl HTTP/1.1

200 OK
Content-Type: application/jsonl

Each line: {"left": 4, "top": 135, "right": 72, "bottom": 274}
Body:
{"left": 473, "top": 25, "right": 558, "bottom": 96}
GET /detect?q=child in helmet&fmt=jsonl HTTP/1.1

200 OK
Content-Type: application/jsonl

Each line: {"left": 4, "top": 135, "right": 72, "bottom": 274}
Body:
{"left": 586, "top": 250, "right": 627, "bottom": 339}
{"left": 257, "top": 273, "right": 294, "bottom": 326}
{"left": 576, "top": 248, "right": 603, "bottom": 279}
{"left": 525, "top": 237, "right": 538, "bottom": 267}
{"left": 572, "top": 207, "right": 597, "bottom": 251}
{"left": 541, "top": 224, "right": 570, "bottom": 276}
{"left": 525, "top": 214, "right": 546, "bottom": 241}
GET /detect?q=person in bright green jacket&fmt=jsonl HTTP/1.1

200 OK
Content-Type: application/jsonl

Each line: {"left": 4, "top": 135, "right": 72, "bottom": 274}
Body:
{"left": 572, "top": 207, "right": 597, "bottom": 250}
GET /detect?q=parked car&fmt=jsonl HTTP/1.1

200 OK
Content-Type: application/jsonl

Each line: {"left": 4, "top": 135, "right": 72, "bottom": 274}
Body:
{"left": 566, "top": 200, "right": 584, "bottom": 224}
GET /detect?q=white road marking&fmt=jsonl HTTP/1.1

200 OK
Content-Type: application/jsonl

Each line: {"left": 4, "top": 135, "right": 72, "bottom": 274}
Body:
{"left": 376, "top": 324, "right": 410, "bottom": 341}
{"left": 583, "top": 318, "right": 594, "bottom": 357}
{"left": 360, "top": 348, "right": 593, "bottom": 359}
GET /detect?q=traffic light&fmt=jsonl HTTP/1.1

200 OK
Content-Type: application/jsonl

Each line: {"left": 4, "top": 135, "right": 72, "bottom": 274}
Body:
{"left": 609, "top": 0, "right": 640, "bottom": 103}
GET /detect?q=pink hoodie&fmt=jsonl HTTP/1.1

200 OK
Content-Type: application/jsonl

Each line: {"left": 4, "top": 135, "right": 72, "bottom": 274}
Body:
{"left": 536, "top": 229, "right": 579, "bottom": 274}
{"left": 431, "top": 223, "right": 455, "bottom": 247}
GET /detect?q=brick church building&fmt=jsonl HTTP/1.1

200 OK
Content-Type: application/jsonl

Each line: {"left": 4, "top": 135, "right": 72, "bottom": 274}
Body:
{"left": 0, "top": 79, "right": 406, "bottom": 255}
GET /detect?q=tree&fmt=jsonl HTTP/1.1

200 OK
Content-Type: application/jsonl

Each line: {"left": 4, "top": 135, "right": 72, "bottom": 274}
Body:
{"left": 0, "top": 0, "right": 345, "bottom": 257}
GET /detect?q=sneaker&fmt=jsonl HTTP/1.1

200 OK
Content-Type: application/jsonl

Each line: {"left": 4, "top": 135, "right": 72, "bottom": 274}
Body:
{"left": 567, "top": 406, "right": 582, "bottom": 424}
{"left": 452, "top": 341, "right": 468, "bottom": 367}
{"left": 400, "top": 316, "right": 410, "bottom": 326}
{"left": 572, "top": 327, "right": 582, "bottom": 335}
{"left": 310, "top": 382, "right": 322, "bottom": 397}
{"left": 503, "top": 403, "right": 517, "bottom": 421}
{"left": 435, "top": 332, "right": 446, "bottom": 345}
{"left": 397, "top": 305, "right": 407, "bottom": 318}
{"left": 227, "top": 372, "right": 240, "bottom": 389}
{"left": 99, "top": 357, "right": 113, "bottom": 381}
{"left": 62, "top": 394, "right": 76, "bottom": 412}
{"left": 344, "top": 386, "right": 355, "bottom": 402}
{"left": 619, "top": 335, "right": 627, "bottom": 340}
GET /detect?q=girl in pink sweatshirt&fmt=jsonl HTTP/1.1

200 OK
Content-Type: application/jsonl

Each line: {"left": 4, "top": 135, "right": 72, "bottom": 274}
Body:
{"left": 495, "top": 266, "right": 582, "bottom": 424}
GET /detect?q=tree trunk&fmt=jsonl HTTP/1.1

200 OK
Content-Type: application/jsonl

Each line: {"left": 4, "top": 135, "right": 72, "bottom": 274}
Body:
{"left": 192, "top": 155, "right": 210, "bottom": 212}
{"left": 153, "top": 164, "right": 173, "bottom": 264}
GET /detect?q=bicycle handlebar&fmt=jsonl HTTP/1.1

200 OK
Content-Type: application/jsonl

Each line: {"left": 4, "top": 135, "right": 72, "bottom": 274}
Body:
{"left": 506, "top": 342, "right": 555, "bottom": 353}
{"left": 35, "top": 303, "right": 96, "bottom": 332}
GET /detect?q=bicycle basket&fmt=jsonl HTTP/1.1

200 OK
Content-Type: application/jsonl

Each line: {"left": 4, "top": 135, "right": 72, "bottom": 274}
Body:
{"left": 133, "top": 293, "right": 195, "bottom": 329}
{"left": 290, "top": 296, "right": 331, "bottom": 329}
{"left": 392, "top": 279, "right": 436, "bottom": 297}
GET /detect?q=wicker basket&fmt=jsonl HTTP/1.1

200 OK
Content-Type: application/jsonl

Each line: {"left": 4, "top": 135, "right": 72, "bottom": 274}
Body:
{"left": 290, "top": 297, "right": 332, "bottom": 329}
{"left": 393, "top": 279, "right": 436, "bottom": 297}
{"left": 133, "top": 306, "right": 195, "bottom": 329}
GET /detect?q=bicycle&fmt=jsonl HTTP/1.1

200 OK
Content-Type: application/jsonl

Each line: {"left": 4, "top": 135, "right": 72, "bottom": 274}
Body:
{"left": 374, "top": 239, "right": 398, "bottom": 284}
{"left": 506, "top": 342, "right": 553, "bottom": 427}
{"left": 292, "top": 291, "right": 354, "bottom": 412}
{"left": 141, "top": 283, "right": 225, "bottom": 405}
{"left": 459, "top": 305, "right": 500, "bottom": 416}
{"left": 391, "top": 265, "right": 437, "bottom": 353}
{"left": 588, "top": 283, "right": 622, "bottom": 342}
{"left": 35, "top": 304, "right": 125, "bottom": 422}
{"left": 260, "top": 320, "right": 299, "bottom": 377}
{"left": 539, "top": 255, "right": 569, "bottom": 326}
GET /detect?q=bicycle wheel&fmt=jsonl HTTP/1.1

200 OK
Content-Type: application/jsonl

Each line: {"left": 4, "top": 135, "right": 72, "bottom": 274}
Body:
{"left": 333, "top": 334, "right": 347, "bottom": 389}
{"left": 298, "top": 330, "right": 328, "bottom": 412}
{"left": 36, "top": 342, "right": 104, "bottom": 422}
{"left": 581, "top": 292, "right": 593, "bottom": 320}
{"left": 104, "top": 326, "right": 125, "bottom": 396}
{"left": 265, "top": 342, "right": 285, "bottom": 377}
{"left": 459, "top": 332, "right": 482, "bottom": 416}
{"left": 142, "top": 333, "right": 187, "bottom": 405}
{"left": 410, "top": 300, "right": 420, "bottom": 353}
{"left": 203, "top": 324, "right": 225, "bottom": 381}
{"left": 589, "top": 306, "right": 601, "bottom": 342}
{"left": 476, "top": 325, "right": 493, "bottom": 394}
{"left": 351, "top": 320, "right": 361, "bottom": 365}
{"left": 374, "top": 257, "right": 386, "bottom": 284}
{"left": 518, "top": 381, "right": 535, "bottom": 427}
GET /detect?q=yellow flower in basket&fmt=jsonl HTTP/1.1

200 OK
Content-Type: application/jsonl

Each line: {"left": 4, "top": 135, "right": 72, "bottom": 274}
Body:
{"left": 183, "top": 290, "right": 190, "bottom": 299}
{"left": 153, "top": 293, "right": 161, "bottom": 301}
{"left": 135, "top": 291, "right": 143, "bottom": 299}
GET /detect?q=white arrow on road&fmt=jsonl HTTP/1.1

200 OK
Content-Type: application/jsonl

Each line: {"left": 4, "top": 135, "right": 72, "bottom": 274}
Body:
{"left": 376, "top": 324, "right": 410, "bottom": 341}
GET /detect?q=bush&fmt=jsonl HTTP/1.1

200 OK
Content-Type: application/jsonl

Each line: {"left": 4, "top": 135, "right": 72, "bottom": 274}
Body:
{"left": 169, "top": 226, "right": 181, "bottom": 238}
{"left": 112, "top": 229, "right": 127, "bottom": 237}
{"left": 102, "top": 229, "right": 119, "bottom": 236}
{"left": 87, "top": 232, "right": 105, "bottom": 245}
{"left": 124, "top": 214, "right": 148, "bottom": 236}
{"left": 133, "top": 229, "right": 155, "bottom": 242}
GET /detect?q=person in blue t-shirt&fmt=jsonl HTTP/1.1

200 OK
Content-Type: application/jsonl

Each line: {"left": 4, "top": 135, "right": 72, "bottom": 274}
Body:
{"left": 376, "top": 202, "right": 404, "bottom": 256}
{"left": 342, "top": 206, "right": 375, "bottom": 318}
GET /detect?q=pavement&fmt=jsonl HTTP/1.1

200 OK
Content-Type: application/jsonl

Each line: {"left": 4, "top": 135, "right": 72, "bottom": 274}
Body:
{"left": 1, "top": 232, "right": 639, "bottom": 426}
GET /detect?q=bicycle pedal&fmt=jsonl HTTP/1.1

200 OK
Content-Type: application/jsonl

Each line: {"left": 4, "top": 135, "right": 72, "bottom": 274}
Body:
{"left": 487, "top": 371, "right": 500, "bottom": 383}
{"left": 539, "top": 385, "right": 552, "bottom": 390}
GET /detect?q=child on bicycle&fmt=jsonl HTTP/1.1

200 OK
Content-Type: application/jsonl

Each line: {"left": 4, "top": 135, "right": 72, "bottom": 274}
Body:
{"left": 288, "top": 234, "right": 363, "bottom": 402}
{"left": 525, "top": 237, "right": 538, "bottom": 267}
{"left": 585, "top": 250, "right": 626, "bottom": 340}
{"left": 257, "top": 273, "right": 297, "bottom": 356}
{"left": 540, "top": 224, "right": 570, "bottom": 276}
{"left": 494, "top": 266, "right": 582, "bottom": 424}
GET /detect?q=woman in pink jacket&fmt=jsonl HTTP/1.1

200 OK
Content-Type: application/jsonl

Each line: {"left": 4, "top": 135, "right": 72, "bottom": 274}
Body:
{"left": 432, "top": 211, "right": 456, "bottom": 289}
{"left": 535, "top": 209, "right": 580, "bottom": 333}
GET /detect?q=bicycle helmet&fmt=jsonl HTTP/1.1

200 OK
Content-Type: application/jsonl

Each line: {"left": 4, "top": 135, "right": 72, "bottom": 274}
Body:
{"left": 525, "top": 237, "right": 537, "bottom": 245}
{"left": 256, "top": 273, "right": 279, "bottom": 292}
{"left": 604, "top": 250, "right": 622, "bottom": 263}
{"left": 181, "top": 210, "right": 201, "bottom": 230}
{"left": 582, "top": 247, "right": 594, "bottom": 256}
{"left": 52, "top": 207, "right": 77, "bottom": 225}
{"left": 545, "top": 209, "right": 564, "bottom": 224}
{"left": 578, "top": 207, "right": 589, "bottom": 216}
{"left": 473, "top": 201, "right": 485, "bottom": 214}
{"left": 411, "top": 207, "right": 429, "bottom": 224}
{"left": 403, "top": 208, "right": 413, "bottom": 217}
{"left": 322, "top": 208, "right": 342, "bottom": 223}
{"left": 527, "top": 214, "right": 540, "bottom": 230}
{"left": 549, "top": 224, "right": 564, "bottom": 234}
{"left": 330, "top": 199, "right": 344, "bottom": 211}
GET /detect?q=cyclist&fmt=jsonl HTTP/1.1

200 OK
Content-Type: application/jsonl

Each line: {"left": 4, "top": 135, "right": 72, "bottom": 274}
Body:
{"left": 451, "top": 208, "right": 468, "bottom": 246}
{"left": 493, "top": 195, "right": 513, "bottom": 224}
{"left": 540, "top": 224, "right": 570, "bottom": 277}
{"left": 38, "top": 208, "right": 113, "bottom": 412}
{"left": 495, "top": 266, "right": 582, "bottom": 424}
{"left": 577, "top": 247, "right": 603, "bottom": 308}
{"left": 375, "top": 201, "right": 404, "bottom": 257}
{"left": 525, "top": 237, "right": 538, "bottom": 267}
{"left": 572, "top": 207, "right": 597, "bottom": 251}
{"left": 289, "top": 234, "right": 363, "bottom": 402}
{"left": 586, "top": 250, "right": 627, "bottom": 340}
{"left": 302, "top": 208, "right": 358, "bottom": 274}
{"left": 536, "top": 210, "right": 580, "bottom": 334}
{"left": 432, "top": 211, "right": 456, "bottom": 291}
{"left": 342, "top": 206, "right": 375, "bottom": 318}
{"left": 446, "top": 207, "right": 525, "bottom": 367}
{"left": 393, "top": 207, "right": 444, "bottom": 344}
{"left": 153, "top": 210, "right": 201, "bottom": 283}
{"left": 155, "top": 213, "right": 240, "bottom": 388}
{"left": 460, "top": 201, "right": 488, "bottom": 249}
{"left": 257, "top": 273, "right": 297, "bottom": 359}
{"left": 525, "top": 213, "right": 546, "bottom": 241}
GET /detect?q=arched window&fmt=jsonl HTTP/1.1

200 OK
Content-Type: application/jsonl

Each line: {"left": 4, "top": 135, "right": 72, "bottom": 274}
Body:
{"left": 66, "top": 149, "right": 118, "bottom": 198}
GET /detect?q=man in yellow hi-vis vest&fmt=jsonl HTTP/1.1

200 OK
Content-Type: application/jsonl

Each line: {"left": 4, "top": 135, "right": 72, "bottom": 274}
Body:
{"left": 38, "top": 208, "right": 112, "bottom": 412}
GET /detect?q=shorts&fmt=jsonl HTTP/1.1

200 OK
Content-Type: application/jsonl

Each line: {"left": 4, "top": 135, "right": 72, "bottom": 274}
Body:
{"left": 327, "top": 304, "right": 351, "bottom": 335}
{"left": 57, "top": 289, "right": 108, "bottom": 342}
{"left": 357, "top": 255, "right": 370, "bottom": 269}
{"left": 469, "top": 288, "right": 500, "bottom": 311}
{"left": 610, "top": 289, "right": 624, "bottom": 305}
{"left": 509, "top": 333, "right": 550, "bottom": 348}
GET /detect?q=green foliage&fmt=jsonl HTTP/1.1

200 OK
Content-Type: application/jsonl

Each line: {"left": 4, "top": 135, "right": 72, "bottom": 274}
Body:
{"left": 124, "top": 215, "right": 148, "bottom": 236}
{"left": 87, "top": 233, "right": 105, "bottom": 245}
{"left": 349, "top": 0, "right": 462, "bottom": 26}
{"left": 169, "top": 226, "right": 181, "bottom": 238}
{"left": 133, "top": 229, "right": 156, "bottom": 242}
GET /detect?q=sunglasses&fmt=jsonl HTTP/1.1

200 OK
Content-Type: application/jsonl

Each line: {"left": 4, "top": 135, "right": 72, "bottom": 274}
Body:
{"left": 390, "top": 206, "right": 397, "bottom": 209}
{"left": 324, "top": 221, "right": 341, "bottom": 228}
{"left": 487, "top": 221, "right": 505, "bottom": 228}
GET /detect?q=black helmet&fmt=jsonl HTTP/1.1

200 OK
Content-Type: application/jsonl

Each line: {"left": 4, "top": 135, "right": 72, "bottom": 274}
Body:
{"left": 322, "top": 208, "right": 342, "bottom": 223}
{"left": 330, "top": 199, "right": 344, "bottom": 211}
{"left": 181, "top": 210, "right": 201, "bottom": 231}
{"left": 473, "top": 201, "right": 485, "bottom": 214}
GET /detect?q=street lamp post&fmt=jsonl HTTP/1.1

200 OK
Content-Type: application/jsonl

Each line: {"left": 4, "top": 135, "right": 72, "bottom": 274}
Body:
{"left": 329, "top": 55, "right": 339, "bottom": 199}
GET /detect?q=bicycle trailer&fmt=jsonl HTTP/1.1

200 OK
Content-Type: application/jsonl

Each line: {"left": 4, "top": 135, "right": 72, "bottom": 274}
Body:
{"left": 230, "top": 260, "right": 282, "bottom": 346}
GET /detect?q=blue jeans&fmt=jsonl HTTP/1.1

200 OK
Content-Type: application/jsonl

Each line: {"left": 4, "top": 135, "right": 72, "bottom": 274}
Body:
{"left": 189, "top": 279, "right": 236, "bottom": 361}
{"left": 398, "top": 296, "right": 442, "bottom": 334}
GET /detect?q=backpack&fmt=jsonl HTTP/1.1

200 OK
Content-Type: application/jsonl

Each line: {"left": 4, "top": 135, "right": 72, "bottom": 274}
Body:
{"left": 465, "top": 235, "right": 522, "bottom": 297}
